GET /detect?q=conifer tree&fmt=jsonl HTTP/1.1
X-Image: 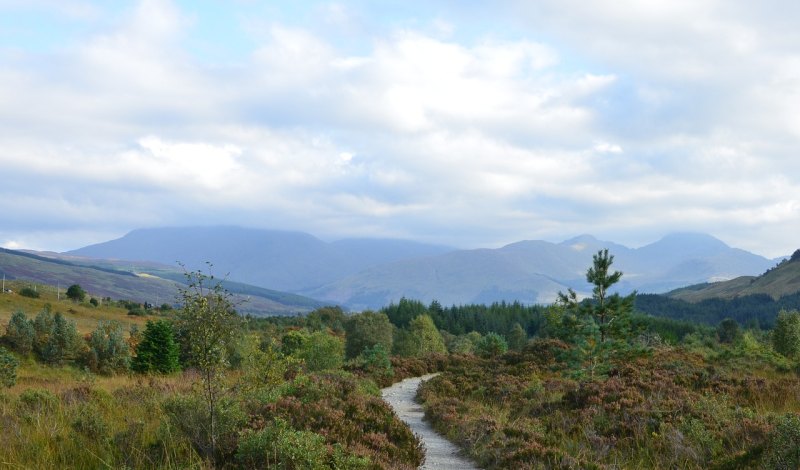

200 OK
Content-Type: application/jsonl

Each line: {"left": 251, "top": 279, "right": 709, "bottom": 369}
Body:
{"left": 4, "top": 310, "right": 34, "bottom": 354}
{"left": 132, "top": 320, "right": 180, "bottom": 374}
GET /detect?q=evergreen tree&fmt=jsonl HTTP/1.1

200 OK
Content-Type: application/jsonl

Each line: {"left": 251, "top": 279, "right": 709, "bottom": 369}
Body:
{"left": 41, "top": 312, "right": 81, "bottom": 365}
{"left": 3, "top": 310, "right": 34, "bottom": 354}
{"left": 32, "top": 306, "right": 54, "bottom": 357}
{"left": 132, "top": 320, "right": 180, "bottom": 374}
{"left": 0, "top": 346, "right": 18, "bottom": 388}
{"left": 557, "top": 249, "right": 635, "bottom": 343}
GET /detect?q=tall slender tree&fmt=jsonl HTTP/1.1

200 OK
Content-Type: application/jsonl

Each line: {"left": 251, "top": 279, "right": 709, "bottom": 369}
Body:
{"left": 176, "top": 266, "right": 242, "bottom": 460}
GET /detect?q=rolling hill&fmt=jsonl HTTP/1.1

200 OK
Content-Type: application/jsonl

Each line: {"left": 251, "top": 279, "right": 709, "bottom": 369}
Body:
{"left": 0, "top": 248, "right": 324, "bottom": 316}
{"left": 668, "top": 249, "right": 800, "bottom": 303}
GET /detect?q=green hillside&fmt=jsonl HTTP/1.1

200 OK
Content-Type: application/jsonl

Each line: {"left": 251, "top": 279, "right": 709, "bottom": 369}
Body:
{"left": 669, "top": 250, "right": 800, "bottom": 302}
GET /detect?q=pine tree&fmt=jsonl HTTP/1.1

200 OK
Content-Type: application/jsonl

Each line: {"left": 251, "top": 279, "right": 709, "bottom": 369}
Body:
{"left": 4, "top": 310, "right": 34, "bottom": 354}
{"left": 132, "top": 320, "right": 180, "bottom": 374}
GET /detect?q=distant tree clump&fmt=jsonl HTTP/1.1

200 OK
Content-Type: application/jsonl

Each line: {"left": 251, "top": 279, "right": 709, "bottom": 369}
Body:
{"left": 506, "top": 323, "right": 527, "bottom": 350}
{"left": 65, "top": 284, "right": 86, "bottom": 302}
{"left": 132, "top": 320, "right": 180, "bottom": 374}
{"left": 394, "top": 314, "right": 447, "bottom": 357}
{"left": 474, "top": 332, "right": 508, "bottom": 358}
{"left": 344, "top": 311, "right": 393, "bottom": 359}
{"left": 19, "top": 287, "right": 39, "bottom": 298}
{"left": 772, "top": 310, "right": 800, "bottom": 359}
{"left": 716, "top": 318, "right": 742, "bottom": 344}
{"left": 296, "top": 331, "right": 345, "bottom": 372}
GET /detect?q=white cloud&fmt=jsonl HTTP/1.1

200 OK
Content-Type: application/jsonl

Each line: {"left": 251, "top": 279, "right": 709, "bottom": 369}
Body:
{"left": 1, "top": 0, "right": 799, "bottom": 257}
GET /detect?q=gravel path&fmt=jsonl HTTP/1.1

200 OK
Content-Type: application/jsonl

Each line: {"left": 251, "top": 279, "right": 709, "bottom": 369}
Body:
{"left": 381, "top": 374, "right": 480, "bottom": 470}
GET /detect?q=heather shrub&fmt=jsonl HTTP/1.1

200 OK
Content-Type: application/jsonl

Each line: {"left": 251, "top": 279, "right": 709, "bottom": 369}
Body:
{"left": 70, "top": 403, "right": 109, "bottom": 439}
{"left": 761, "top": 413, "right": 800, "bottom": 469}
{"left": 236, "top": 417, "right": 328, "bottom": 469}
{"left": 18, "top": 388, "right": 59, "bottom": 414}
{"left": 162, "top": 392, "right": 246, "bottom": 462}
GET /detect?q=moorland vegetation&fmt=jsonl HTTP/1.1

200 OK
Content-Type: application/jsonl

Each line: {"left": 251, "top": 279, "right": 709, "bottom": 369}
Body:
{"left": 0, "top": 251, "right": 799, "bottom": 468}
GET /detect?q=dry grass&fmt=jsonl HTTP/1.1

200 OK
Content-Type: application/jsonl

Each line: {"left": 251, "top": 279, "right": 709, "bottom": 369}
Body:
{"left": 0, "top": 279, "right": 153, "bottom": 335}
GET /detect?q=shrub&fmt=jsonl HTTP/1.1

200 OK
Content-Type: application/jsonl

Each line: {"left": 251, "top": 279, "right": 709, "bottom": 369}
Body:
{"left": 761, "top": 413, "right": 800, "bottom": 469}
{"left": 163, "top": 392, "right": 246, "bottom": 463}
{"left": 65, "top": 284, "right": 86, "bottom": 302}
{"left": 18, "top": 388, "right": 59, "bottom": 413}
{"left": 297, "top": 331, "right": 344, "bottom": 372}
{"left": 236, "top": 417, "right": 328, "bottom": 469}
{"left": 71, "top": 404, "right": 109, "bottom": 439}
{"left": 85, "top": 321, "right": 131, "bottom": 374}
{"left": 19, "top": 287, "right": 39, "bottom": 298}
{"left": 344, "top": 311, "right": 393, "bottom": 359}
{"left": 0, "top": 347, "right": 18, "bottom": 388}
{"left": 89, "top": 298, "right": 99, "bottom": 307}
{"left": 475, "top": 332, "right": 508, "bottom": 358}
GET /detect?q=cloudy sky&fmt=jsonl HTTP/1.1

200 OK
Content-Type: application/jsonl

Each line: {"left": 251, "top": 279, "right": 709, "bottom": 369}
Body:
{"left": 1, "top": 0, "right": 799, "bottom": 257}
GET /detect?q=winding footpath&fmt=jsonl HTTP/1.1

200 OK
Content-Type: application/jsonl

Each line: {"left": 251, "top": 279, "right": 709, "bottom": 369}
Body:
{"left": 381, "top": 374, "right": 481, "bottom": 470}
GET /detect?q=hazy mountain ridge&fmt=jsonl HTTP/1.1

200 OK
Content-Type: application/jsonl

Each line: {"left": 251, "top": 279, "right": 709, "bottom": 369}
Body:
{"left": 65, "top": 227, "right": 776, "bottom": 310}
{"left": 0, "top": 248, "right": 324, "bottom": 315}
{"left": 306, "top": 232, "right": 775, "bottom": 309}
{"left": 68, "top": 226, "right": 454, "bottom": 292}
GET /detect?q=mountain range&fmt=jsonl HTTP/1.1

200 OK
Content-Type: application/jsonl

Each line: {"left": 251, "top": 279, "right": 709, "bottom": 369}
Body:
{"left": 65, "top": 227, "right": 781, "bottom": 310}
{"left": 0, "top": 248, "right": 324, "bottom": 316}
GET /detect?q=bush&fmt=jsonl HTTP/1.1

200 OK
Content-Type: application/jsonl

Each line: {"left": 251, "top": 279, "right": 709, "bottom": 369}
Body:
{"left": 475, "top": 332, "right": 509, "bottom": 358}
{"left": 19, "top": 287, "right": 39, "bottom": 298}
{"left": 19, "top": 388, "right": 59, "bottom": 413}
{"left": 163, "top": 392, "right": 246, "bottom": 462}
{"left": 761, "top": 413, "right": 800, "bottom": 469}
{"left": 297, "top": 331, "right": 345, "bottom": 372}
{"left": 85, "top": 321, "right": 131, "bottom": 375}
{"left": 65, "top": 284, "right": 86, "bottom": 302}
{"left": 344, "top": 312, "right": 393, "bottom": 359}
{"left": 71, "top": 404, "right": 109, "bottom": 439}
{"left": 236, "top": 417, "right": 328, "bottom": 469}
{"left": 0, "top": 347, "right": 18, "bottom": 388}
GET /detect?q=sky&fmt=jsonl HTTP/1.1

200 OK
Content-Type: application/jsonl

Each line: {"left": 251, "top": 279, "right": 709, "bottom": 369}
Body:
{"left": 1, "top": 0, "right": 799, "bottom": 257}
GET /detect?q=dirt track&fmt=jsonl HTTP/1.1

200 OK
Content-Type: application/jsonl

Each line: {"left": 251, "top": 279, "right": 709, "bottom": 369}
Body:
{"left": 381, "top": 374, "right": 480, "bottom": 470}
